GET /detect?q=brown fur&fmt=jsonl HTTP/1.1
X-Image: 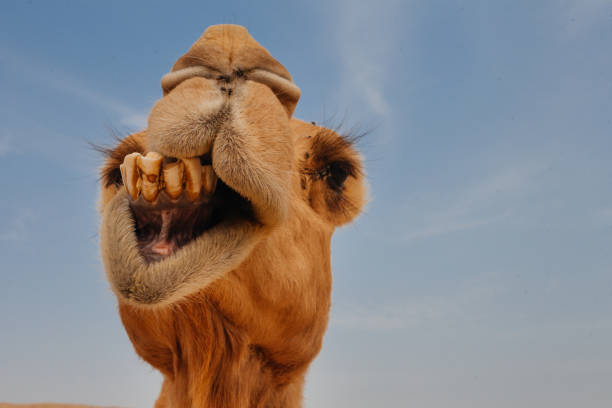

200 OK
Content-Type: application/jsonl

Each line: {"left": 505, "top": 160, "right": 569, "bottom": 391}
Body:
{"left": 3, "top": 24, "right": 367, "bottom": 408}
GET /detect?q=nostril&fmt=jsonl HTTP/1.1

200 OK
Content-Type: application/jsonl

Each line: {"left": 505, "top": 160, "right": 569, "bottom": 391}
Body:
{"left": 199, "top": 153, "right": 212, "bottom": 166}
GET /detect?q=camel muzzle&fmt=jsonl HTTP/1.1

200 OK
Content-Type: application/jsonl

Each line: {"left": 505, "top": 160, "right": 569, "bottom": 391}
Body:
{"left": 118, "top": 149, "right": 255, "bottom": 264}
{"left": 100, "top": 24, "right": 298, "bottom": 306}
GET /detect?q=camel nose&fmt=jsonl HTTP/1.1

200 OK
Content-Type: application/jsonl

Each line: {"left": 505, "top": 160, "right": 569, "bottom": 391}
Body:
{"left": 146, "top": 77, "right": 229, "bottom": 159}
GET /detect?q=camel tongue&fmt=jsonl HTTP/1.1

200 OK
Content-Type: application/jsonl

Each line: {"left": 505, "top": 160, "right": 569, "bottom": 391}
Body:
{"left": 151, "top": 210, "right": 176, "bottom": 255}
{"left": 151, "top": 240, "right": 175, "bottom": 256}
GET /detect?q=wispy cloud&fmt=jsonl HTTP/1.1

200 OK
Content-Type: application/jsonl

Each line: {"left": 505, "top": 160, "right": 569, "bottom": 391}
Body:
{"left": 0, "top": 208, "right": 35, "bottom": 242}
{"left": 562, "top": 0, "right": 612, "bottom": 36}
{"left": 403, "top": 161, "right": 546, "bottom": 242}
{"left": 0, "top": 45, "right": 150, "bottom": 129}
{"left": 595, "top": 207, "right": 612, "bottom": 226}
{"left": 333, "top": 0, "right": 406, "bottom": 118}
{"left": 331, "top": 276, "right": 505, "bottom": 331}
{"left": 0, "top": 134, "right": 12, "bottom": 157}
{"left": 331, "top": 303, "right": 408, "bottom": 331}
{"left": 404, "top": 214, "right": 506, "bottom": 242}
{"left": 120, "top": 112, "right": 149, "bottom": 130}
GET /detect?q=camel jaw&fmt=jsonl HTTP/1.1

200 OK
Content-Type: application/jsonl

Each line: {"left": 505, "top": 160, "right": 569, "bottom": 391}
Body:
{"left": 100, "top": 190, "right": 263, "bottom": 307}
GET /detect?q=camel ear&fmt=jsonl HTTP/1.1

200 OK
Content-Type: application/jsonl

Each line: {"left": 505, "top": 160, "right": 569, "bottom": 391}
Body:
{"left": 297, "top": 124, "right": 368, "bottom": 226}
{"left": 160, "top": 24, "right": 300, "bottom": 117}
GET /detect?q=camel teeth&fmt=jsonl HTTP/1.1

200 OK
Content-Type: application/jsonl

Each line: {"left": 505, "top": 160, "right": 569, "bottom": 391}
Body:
{"left": 121, "top": 152, "right": 142, "bottom": 200}
{"left": 162, "top": 161, "right": 184, "bottom": 199}
{"left": 201, "top": 165, "right": 218, "bottom": 196}
{"left": 182, "top": 158, "right": 202, "bottom": 201}
{"left": 137, "top": 152, "right": 163, "bottom": 202}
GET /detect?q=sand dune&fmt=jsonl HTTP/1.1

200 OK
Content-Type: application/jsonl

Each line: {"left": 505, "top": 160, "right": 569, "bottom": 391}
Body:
{"left": 0, "top": 404, "right": 118, "bottom": 408}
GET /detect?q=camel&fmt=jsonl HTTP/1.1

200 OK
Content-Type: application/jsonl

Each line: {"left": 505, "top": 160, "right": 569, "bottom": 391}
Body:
{"left": 4, "top": 24, "right": 366, "bottom": 408}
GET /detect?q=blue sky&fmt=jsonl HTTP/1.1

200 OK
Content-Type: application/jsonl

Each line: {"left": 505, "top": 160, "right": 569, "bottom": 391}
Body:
{"left": 1, "top": 0, "right": 611, "bottom": 407}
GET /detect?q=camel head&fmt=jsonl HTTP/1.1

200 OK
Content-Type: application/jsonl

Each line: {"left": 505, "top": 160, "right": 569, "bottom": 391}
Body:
{"left": 98, "top": 25, "right": 366, "bottom": 407}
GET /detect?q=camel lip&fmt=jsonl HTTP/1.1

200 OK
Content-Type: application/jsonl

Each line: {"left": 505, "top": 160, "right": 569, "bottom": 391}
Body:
{"left": 101, "top": 191, "right": 265, "bottom": 306}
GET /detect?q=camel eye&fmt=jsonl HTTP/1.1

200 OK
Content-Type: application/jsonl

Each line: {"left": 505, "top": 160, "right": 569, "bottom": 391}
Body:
{"left": 326, "top": 161, "right": 351, "bottom": 190}
{"left": 108, "top": 168, "right": 123, "bottom": 187}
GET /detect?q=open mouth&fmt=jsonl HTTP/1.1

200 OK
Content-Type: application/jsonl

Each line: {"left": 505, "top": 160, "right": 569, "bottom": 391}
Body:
{"left": 120, "top": 152, "right": 255, "bottom": 263}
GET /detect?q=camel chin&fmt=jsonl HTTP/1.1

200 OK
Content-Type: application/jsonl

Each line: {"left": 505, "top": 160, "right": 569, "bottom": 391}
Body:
{"left": 98, "top": 24, "right": 368, "bottom": 407}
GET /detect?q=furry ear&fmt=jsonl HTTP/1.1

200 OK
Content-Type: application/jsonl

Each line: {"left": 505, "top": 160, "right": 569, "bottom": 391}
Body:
{"left": 297, "top": 125, "right": 368, "bottom": 226}
{"left": 307, "top": 164, "right": 367, "bottom": 226}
